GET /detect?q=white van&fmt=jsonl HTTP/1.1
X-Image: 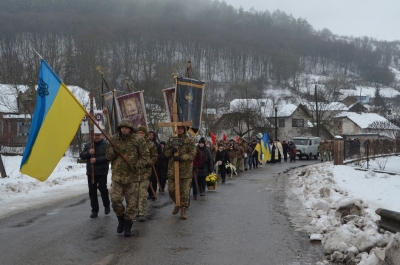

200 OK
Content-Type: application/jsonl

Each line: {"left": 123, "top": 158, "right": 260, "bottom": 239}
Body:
{"left": 291, "top": 136, "right": 321, "bottom": 160}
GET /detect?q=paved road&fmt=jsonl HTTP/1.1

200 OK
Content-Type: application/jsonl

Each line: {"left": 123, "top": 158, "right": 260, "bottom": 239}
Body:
{"left": 0, "top": 159, "right": 322, "bottom": 265}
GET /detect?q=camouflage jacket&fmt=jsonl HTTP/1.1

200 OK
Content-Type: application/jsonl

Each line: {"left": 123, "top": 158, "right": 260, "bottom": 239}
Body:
{"left": 142, "top": 138, "right": 158, "bottom": 179}
{"left": 318, "top": 143, "right": 325, "bottom": 153}
{"left": 226, "top": 143, "right": 238, "bottom": 158}
{"left": 105, "top": 132, "right": 150, "bottom": 184}
{"left": 164, "top": 134, "right": 196, "bottom": 179}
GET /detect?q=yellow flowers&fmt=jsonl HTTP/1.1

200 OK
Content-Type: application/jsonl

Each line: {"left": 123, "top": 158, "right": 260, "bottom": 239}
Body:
{"left": 206, "top": 173, "right": 218, "bottom": 185}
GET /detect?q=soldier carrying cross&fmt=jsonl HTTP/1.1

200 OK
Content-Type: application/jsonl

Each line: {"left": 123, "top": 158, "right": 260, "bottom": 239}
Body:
{"left": 159, "top": 61, "right": 204, "bottom": 220}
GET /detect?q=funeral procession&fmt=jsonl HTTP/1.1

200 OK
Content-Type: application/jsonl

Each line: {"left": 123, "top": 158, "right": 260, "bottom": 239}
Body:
{"left": 2, "top": 1, "right": 400, "bottom": 265}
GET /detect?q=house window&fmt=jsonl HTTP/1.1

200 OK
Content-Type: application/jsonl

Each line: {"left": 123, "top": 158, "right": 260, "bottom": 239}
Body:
{"left": 0, "top": 121, "right": 3, "bottom": 136}
{"left": 292, "top": 119, "right": 304, "bottom": 127}
{"left": 18, "top": 122, "right": 31, "bottom": 136}
{"left": 278, "top": 119, "right": 285, "bottom": 127}
{"left": 338, "top": 121, "right": 343, "bottom": 127}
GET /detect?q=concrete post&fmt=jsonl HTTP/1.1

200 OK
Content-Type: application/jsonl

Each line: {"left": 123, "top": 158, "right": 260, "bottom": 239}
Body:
{"left": 334, "top": 135, "right": 344, "bottom": 165}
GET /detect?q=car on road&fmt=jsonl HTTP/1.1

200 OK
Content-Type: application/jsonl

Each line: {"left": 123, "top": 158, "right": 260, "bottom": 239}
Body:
{"left": 291, "top": 136, "right": 321, "bottom": 160}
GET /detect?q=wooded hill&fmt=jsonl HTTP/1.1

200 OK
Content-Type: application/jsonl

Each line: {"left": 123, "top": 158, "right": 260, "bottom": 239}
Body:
{"left": 0, "top": 0, "right": 399, "bottom": 107}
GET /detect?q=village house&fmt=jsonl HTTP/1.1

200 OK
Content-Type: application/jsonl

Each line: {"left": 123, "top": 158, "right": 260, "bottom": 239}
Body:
{"left": 0, "top": 84, "right": 93, "bottom": 150}
{"left": 266, "top": 103, "right": 313, "bottom": 141}
{"left": 332, "top": 112, "right": 400, "bottom": 141}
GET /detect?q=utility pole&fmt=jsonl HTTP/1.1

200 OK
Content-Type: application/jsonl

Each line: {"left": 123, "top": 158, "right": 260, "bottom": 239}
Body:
{"left": 275, "top": 107, "right": 278, "bottom": 140}
{"left": 245, "top": 86, "right": 250, "bottom": 140}
{"left": 315, "top": 85, "right": 319, "bottom": 137}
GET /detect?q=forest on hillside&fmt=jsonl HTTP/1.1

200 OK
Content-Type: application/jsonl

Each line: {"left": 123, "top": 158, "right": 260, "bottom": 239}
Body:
{"left": 0, "top": 0, "right": 399, "bottom": 108}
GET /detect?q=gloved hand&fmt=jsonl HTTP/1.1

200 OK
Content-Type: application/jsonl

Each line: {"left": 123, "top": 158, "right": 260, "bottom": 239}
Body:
{"left": 173, "top": 156, "right": 181, "bottom": 161}
{"left": 171, "top": 147, "right": 178, "bottom": 154}
{"left": 113, "top": 146, "right": 121, "bottom": 154}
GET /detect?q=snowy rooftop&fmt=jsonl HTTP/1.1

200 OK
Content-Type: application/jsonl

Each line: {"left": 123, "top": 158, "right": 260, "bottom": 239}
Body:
{"left": 275, "top": 103, "right": 299, "bottom": 117}
{"left": 229, "top": 99, "right": 300, "bottom": 117}
{"left": 337, "top": 111, "right": 400, "bottom": 129}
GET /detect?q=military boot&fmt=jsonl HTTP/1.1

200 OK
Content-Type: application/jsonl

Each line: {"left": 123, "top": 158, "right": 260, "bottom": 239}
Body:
{"left": 124, "top": 220, "right": 133, "bottom": 237}
{"left": 172, "top": 206, "right": 181, "bottom": 215}
{"left": 117, "top": 215, "right": 125, "bottom": 233}
{"left": 180, "top": 207, "right": 187, "bottom": 220}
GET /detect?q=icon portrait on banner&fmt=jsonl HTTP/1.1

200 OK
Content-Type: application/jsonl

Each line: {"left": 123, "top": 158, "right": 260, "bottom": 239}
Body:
{"left": 124, "top": 98, "right": 138, "bottom": 116}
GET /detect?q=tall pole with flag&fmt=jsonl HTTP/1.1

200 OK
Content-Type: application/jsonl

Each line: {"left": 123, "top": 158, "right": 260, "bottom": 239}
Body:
{"left": 20, "top": 59, "right": 87, "bottom": 181}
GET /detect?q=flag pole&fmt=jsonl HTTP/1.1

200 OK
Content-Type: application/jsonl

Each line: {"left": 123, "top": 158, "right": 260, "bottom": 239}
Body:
{"left": 32, "top": 48, "right": 43, "bottom": 60}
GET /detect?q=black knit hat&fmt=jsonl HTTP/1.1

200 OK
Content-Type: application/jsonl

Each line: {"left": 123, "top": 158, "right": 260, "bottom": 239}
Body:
{"left": 198, "top": 137, "right": 205, "bottom": 144}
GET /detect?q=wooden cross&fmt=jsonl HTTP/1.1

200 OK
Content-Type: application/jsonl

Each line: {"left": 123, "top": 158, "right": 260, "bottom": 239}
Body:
{"left": 158, "top": 100, "right": 192, "bottom": 207}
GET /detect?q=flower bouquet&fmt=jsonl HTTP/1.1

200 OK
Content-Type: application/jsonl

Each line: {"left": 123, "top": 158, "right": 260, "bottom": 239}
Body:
{"left": 206, "top": 173, "right": 219, "bottom": 190}
{"left": 225, "top": 163, "right": 237, "bottom": 178}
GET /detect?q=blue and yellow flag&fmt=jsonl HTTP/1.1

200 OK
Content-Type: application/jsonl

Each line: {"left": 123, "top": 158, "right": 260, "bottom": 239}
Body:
{"left": 254, "top": 143, "right": 262, "bottom": 163}
{"left": 260, "top": 133, "right": 271, "bottom": 162}
{"left": 20, "top": 59, "right": 86, "bottom": 181}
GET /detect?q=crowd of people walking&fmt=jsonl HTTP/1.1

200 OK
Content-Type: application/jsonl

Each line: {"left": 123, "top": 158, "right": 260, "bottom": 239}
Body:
{"left": 83, "top": 119, "right": 400, "bottom": 238}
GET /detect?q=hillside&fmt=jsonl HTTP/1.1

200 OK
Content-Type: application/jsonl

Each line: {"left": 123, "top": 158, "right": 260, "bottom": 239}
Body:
{"left": 0, "top": 0, "right": 399, "bottom": 108}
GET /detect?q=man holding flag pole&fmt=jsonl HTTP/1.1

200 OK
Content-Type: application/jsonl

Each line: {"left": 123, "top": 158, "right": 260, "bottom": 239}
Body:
{"left": 20, "top": 56, "right": 149, "bottom": 237}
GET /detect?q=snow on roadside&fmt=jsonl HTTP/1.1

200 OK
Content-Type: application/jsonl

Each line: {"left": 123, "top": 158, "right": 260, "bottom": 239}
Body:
{"left": 0, "top": 155, "right": 89, "bottom": 218}
{"left": 285, "top": 161, "right": 400, "bottom": 264}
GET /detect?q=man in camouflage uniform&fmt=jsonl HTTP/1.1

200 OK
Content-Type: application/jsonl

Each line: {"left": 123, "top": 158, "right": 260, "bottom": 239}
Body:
{"left": 237, "top": 138, "right": 247, "bottom": 173}
{"left": 325, "top": 140, "right": 333, "bottom": 161}
{"left": 318, "top": 141, "right": 325, "bottom": 162}
{"left": 226, "top": 139, "right": 238, "bottom": 171}
{"left": 106, "top": 119, "right": 150, "bottom": 237}
{"left": 164, "top": 126, "right": 196, "bottom": 220}
{"left": 136, "top": 126, "right": 158, "bottom": 222}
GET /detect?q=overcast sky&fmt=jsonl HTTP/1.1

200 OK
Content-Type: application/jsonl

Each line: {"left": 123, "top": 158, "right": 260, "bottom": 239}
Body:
{"left": 223, "top": 0, "right": 399, "bottom": 41}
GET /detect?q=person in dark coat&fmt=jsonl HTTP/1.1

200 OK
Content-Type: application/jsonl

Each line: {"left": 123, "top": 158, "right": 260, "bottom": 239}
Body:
{"left": 191, "top": 148, "right": 202, "bottom": 201}
{"left": 215, "top": 143, "right": 230, "bottom": 183}
{"left": 197, "top": 137, "right": 214, "bottom": 196}
{"left": 282, "top": 141, "right": 289, "bottom": 162}
{"left": 79, "top": 129, "right": 110, "bottom": 218}
{"left": 157, "top": 141, "right": 168, "bottom": 192}
{"left": 288, "top": 141, "right": 297, "bottom": 162}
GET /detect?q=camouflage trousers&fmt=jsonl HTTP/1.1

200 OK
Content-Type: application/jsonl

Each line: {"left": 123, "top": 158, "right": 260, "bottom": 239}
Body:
{"left": 237, "top": 158, "right": 244, "bottom": 172}
{"left": 138, "top": 177, "right": 150, "bottom": 216}
{"left": 110, "top": 180, "right": 139, "bottom": 221}
{"left": 230, "top": 157, "right": 237, "bottom": 170}
{"left": 324, "top": 151, "right": 332, "bottom": 161}
{"left": 168, "top": 178, "right": 192, "bottom": 208}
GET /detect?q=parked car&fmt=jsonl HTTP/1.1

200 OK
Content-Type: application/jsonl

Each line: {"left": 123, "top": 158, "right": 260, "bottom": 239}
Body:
{"left": 291, "top": 136, "right": 321, "bottom": 160}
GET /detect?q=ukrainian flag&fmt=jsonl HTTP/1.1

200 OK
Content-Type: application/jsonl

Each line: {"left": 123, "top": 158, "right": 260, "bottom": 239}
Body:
{"left": 260, "top": 133, "right": 271, "bottom": 161}
{"left": 254, "top": 143, "right": 262, "bottom": 163}
{"left": 20, "top": 59, "right": 86, "bottom": 181}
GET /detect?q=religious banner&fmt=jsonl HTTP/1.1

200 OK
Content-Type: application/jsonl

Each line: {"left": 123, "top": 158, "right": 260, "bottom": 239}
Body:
{"left": 163, "top": 87, "right": 175, "bottom": 122}
{"left": 80, "top": 110, "right": 106, "bottom": 134}
{"left": 103, "top": 91, "right": 122, "bottom": 135}
{"left": 175, "top": 77, "right": 205, "bottom": 135}
{"left": 116, "top": 91, "right": 148, "bottom": 128}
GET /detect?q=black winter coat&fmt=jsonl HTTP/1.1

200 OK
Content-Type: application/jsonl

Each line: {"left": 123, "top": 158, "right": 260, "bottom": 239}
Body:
{"left": 215, "top": 150, "right": 230, "bottom": 165}
{"left": 80, "top": 139, "right": 109, "bottom": 176}
{"left": 197, "top": 147, "right": 214, "bottom": 177}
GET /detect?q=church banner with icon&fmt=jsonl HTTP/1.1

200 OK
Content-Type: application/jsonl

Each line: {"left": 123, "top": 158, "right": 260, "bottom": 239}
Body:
{"left": 81, "top": 110, "right": 106, "bottom": 134}
{"left": 175, "top": 77, "right": 205, "bottom": 135}
{"left": 163, "top": 87, "right": 175, "bottom": 122}
{"left": 116, "top": 91, "right": 148, "bottom": 129}
{"left": 103, "top": 91, "right": 122, "bottom": 135}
